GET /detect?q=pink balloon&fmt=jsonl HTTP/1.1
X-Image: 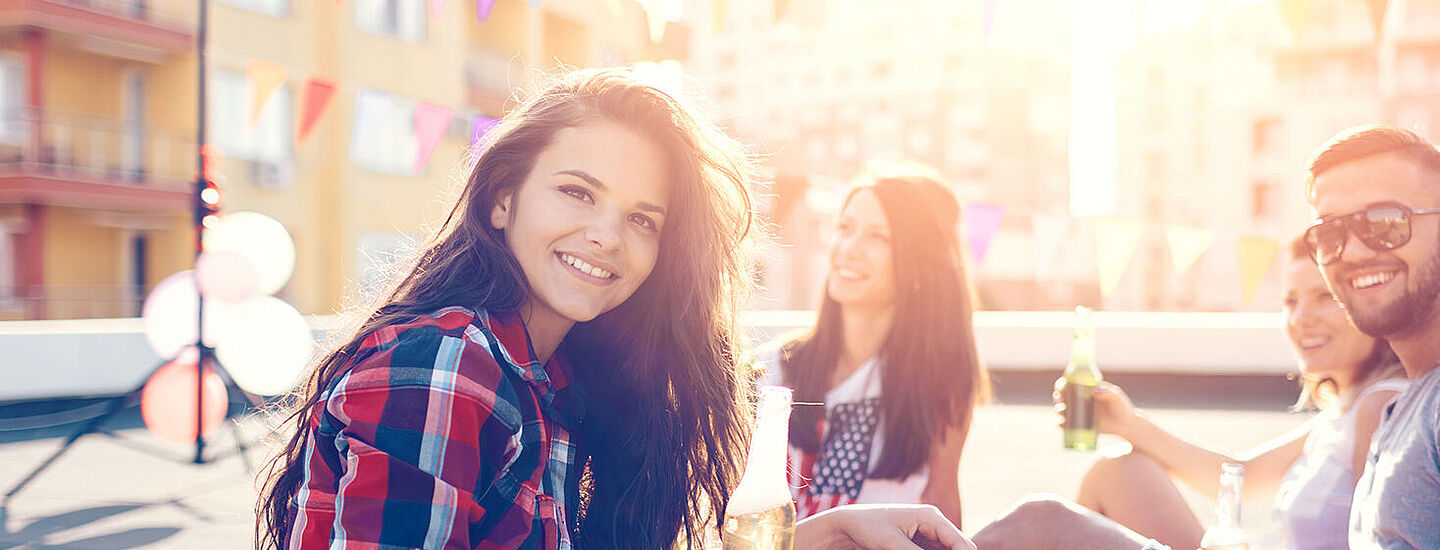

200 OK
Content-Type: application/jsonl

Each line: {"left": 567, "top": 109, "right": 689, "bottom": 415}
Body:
{"left": 141, "top": 271, "right": 233, "bottom": 359}
{"left": 196, "top": 250, "right": 262, "bottom": 304}
{"left": 140, "top": 351, "right": 229, "bottom": 446}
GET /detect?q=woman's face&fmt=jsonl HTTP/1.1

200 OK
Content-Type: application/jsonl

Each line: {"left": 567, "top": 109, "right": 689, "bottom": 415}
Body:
{"left": 1284, "top": 258, "right": 1378, "bottom": 385}
{"left": 826, "top": 188, "right": 897, "bottom": 309}
{"left": 492, "top": 121, "right": 670, "bottom": 334}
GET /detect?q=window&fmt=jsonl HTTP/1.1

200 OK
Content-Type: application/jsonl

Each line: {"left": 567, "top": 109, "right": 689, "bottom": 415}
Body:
{"left": 0, "top": 56, "right": 23, "bottom": 146}
{"left": 350, "top": 88, "right": 419, "bottom": 175}
{"left": 1252, "top": 117, "right": 1280, "bottom": 155}
{"left": 218, "top": 0, "right": 288, "bottom": 17}
{"left": 356, "top": 0, "right": 426, "bottom": 42}
{"left": 1251, "top": 181, "right": 1274, "bottom": 220}
{"left": 208, "top": 70, "right": 292, "bottom": 173}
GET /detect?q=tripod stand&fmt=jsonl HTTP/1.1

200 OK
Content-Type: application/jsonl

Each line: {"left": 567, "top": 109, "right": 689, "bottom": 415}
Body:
{"left": 2, "top": 345, "right": 261, "bottom": 502}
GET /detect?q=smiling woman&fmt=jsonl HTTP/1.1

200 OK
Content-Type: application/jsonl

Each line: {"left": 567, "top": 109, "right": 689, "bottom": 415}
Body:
{"left": 254, "top": 68, "right": 759, "bottom": 550}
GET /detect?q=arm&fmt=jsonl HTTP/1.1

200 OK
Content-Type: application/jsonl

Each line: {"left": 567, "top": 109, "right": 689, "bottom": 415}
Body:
{"left": 297, "top": 333, "right": 522, "bottom": 549}
{"left": 795, "top": 504, "right": 975, "bottom": 550}
{"left": 918, "top": 416, "right": 970, "bottom": 528}
{"left": 1078, "top": 381, "right": 1310, "bottom": 499}
{"left": 1349, "top": 389, "right": 1400, "bottom": 484}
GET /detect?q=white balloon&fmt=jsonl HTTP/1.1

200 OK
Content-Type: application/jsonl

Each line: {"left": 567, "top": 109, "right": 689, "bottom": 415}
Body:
{"left": 203, "top": 212, "right": 296, "bottom": 296}
{"left": 141, "top": 271, "right": 235, "bottom": 359}
{"left": 196, "top": 250, "right": 262, "bottom": 304}
{"left": 214, "top": 296, "right": 316, "bottom": 396}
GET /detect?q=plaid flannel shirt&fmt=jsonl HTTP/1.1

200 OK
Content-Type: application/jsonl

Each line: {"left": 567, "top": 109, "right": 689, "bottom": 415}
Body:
{"left": 289, "top": 306, "right": 588, "bottom": 549}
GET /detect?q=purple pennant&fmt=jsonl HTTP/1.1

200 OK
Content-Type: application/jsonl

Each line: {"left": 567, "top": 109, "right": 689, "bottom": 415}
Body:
{"left": 965, "top": 202, "right": 1005, "bottom": 265}
{"left": 470, "top": 114, "right": 500, "bottom": 148}
{"left": 477, "top": 0, "right": 496, "bottom": 22}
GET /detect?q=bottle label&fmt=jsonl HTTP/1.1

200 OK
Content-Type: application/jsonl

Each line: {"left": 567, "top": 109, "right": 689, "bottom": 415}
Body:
{"left": 1062, "top": 383, "right": 1094, "bottom": 431}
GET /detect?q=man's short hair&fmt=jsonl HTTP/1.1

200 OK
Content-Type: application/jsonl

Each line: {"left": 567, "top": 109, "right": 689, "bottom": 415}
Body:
{"left": 1306, "top": 125, "right": 1440, "bottom": 201}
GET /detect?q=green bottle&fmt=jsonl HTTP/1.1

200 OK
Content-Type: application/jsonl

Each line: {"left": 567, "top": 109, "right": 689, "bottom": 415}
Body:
{"left": 1062, "top": 306, "right": 1102, "bottom": 451}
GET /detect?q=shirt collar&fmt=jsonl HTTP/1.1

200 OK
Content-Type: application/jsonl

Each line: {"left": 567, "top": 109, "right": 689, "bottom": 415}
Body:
{"left": 470, "top": 308, "right": 586, "bottom": 427}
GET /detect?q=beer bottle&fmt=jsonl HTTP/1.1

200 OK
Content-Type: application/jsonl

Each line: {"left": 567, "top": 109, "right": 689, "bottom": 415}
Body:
{"left": 1199, "top": 463, "right": 1249, "bottom": 550}
{"left": 1061, "top": 305, "right": 1101, "bottom": 450}
{"left": 722, "top": 386, "right": 796, "bottom": 550}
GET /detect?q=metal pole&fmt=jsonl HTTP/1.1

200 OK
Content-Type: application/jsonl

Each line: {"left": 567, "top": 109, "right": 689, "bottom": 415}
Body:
{"left": 193, "top": 0, "right": 209, "bottom": 465}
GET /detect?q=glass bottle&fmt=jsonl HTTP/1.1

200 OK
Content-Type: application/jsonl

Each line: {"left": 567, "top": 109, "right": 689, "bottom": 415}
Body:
{"left": 1200, "top": 462, "right": 1249, "bottom": 550}
{"left": 722, "top": 386, "right": 796, "bottom": 550}
{"left": 1062, "top": 305, "right": 1102, "bottom": 450}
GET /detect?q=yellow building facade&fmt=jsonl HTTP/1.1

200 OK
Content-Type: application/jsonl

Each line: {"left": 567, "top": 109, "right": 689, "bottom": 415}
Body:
{"left": 2, "top": 0, "right": 687, "bottom": 320}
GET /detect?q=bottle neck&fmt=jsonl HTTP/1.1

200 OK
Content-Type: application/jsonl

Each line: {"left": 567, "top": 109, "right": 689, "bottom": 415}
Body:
{"left": 730, "top": 387, "right": 794, "bottom": 514}
{"left": 1215, "top": 470, "right": 1244, "bottom": 528}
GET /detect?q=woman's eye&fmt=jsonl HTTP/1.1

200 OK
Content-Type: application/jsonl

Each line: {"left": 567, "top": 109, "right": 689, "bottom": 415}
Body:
{"left": 630, "top": 214, "right": 658, "bottom": 231}
{"left": 561, "top": 185, "right": 594, "bottom": 203}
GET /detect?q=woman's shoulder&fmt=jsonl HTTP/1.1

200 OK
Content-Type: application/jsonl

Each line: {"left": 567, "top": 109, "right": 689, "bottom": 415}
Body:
{"left": 341, "top": 306, "right": 514, "bottom": 396}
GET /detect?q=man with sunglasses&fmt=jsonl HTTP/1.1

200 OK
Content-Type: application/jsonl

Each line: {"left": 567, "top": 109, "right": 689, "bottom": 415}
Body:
{"left": 1305, "top": 125, "right": 1440, "bottom": 549}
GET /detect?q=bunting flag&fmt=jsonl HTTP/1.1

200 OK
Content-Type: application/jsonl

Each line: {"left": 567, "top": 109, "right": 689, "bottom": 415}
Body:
{"left": 1165, "top": 226, "right": 1214, "bottom": 277}
{"left": 965, "top": 202, "right": 1005, "bottom": 265}
{"left": 413, "top": 102, "right": 454, "bottom": 174}
{"left": 1366, "top": 0, "right": 1389, "bottom": 44}
{"left": 1031, "top": 213, "right": 1070, "bottom": 280}
{"left": 470, "top": 114, "right": 500, "bottom": 148}
{"left": 1281, "top": 0, "right": 1312, "bottom": 42}
{"left": 712, "top": 0, "right": 728, "bottom": 34}
{"left": 477, "top": 0, "right": 496, "bottom": 22}
{"left": 296, "top": 78, "right": 337, "bottom": 145}
{"left": 644, "top": 0, "right": 667, "bottom": 44}
{"left": 428, "top": 0, "right": 444, "bottom": 18}
{"left": 529, "top": 0, "right": 542, "bottom": 8}
{"left": 1238, "top": 235, "right": 1279, "bottom": 306}
{"left": 246, "top": 60, "right": 288, "bottom": 127}
{"left": 1094, "top": 218, "right": 1143, "bottom": 297}
{"left": 604, "top": 0, "right": 622, "bottom": 18}
{"left": 775, "top": 0, "right": 790, "bottom": 22}
{"left": 982, "top": 0, "right": 998, "bottom": 38}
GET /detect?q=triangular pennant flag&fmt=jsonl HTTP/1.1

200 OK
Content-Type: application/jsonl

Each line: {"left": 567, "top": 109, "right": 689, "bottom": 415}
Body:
{"left": 529, "top": 0, "right": 542, "bottom": 8}
{"left": 774, "top": 0, "right": 790, "bottom": 22}
{"left": 1094, "top": 218, "right": 1143, "bottom": 297}
{"left": 1366, "top": 0, "right": 1389, "bottom": 44}
{"left": 246, "top": 60, "right": 287, "bottom": 127}
{"left": 712, "top": 0, "right": 728, "bottom": 35}
{"left": 428, "top": 0, "right": 444, "bottom": 18}
{"left": 297, "top": 78, "right": 336, "bottom": 145}
{"left": 413, "top": 102, "right": 454, "bottom": 174}
{"left": 643, "top": 0, "right": 667, "bottom": 44}
{"left": 1238, "top": 235, "right": 1279, "bottom": 306}
{"left": 1032, "top": 213, "right": 1070, "bottom": 280}
{"left": 964, "top": 202, "right": 1005, "bottom": 265}
{"left": 1165, "top": 226, "right": 1214, "bottom": 277}
{"left": 604, "top": 0, "right": 622, "bottom": 18}
{"left": 470, "top": 114, "right": 500, "bottom": 148}
{"left": 477, "top": 0, "right": 496, "bottom": 21}
{"left": 1282, "top": 0, "right": 1311, "bottom": 42}
{"left": 982, "top": 0, "right": 998, "bottom": 38}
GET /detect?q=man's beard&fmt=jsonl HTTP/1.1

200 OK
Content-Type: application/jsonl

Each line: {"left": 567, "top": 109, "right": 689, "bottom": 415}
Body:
{"left": 1341, "top": 249, "right": 1440, "bottom": 338}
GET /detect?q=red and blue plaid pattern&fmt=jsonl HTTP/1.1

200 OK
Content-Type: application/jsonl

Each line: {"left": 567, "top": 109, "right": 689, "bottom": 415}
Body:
{"left": 289, "top": 306, "right": 587, "bottom": 549}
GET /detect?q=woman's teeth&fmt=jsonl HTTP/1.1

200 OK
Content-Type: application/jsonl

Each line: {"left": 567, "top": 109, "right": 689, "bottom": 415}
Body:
{"left": 561, "top": 253, "right": 613, "bottom": 279}
{"left": 835, "top": 268, "right": 864, "bottom": 279}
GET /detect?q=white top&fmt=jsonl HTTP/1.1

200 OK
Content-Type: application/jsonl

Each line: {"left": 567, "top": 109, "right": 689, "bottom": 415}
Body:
{"left": 1258, "top": 378, "right": 1409, "bottom": 550}
{"left": 754, "top": 345, "right": 929, "bottom": 517}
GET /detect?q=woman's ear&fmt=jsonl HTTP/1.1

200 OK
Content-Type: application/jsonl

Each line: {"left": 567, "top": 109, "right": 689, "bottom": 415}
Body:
{"left": 491, "top": 189, "right": 514, "bottom": 230}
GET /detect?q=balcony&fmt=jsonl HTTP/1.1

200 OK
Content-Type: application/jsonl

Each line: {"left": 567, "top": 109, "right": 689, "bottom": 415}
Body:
{"left": 0, "top": 0, "right": 194, "bottom": 52}
{"left": 0, "top": 107, "right": 195, "bottom": 212}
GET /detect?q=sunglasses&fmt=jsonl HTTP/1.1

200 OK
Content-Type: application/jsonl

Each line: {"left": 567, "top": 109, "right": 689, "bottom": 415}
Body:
{"left": 1304, "top": 202, "right": 1440, "bottom": 265}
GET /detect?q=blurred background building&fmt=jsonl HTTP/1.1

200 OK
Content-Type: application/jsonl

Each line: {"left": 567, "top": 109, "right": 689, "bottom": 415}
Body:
{"left": 3, "top": 0, "right": 1437, "bottom": 320}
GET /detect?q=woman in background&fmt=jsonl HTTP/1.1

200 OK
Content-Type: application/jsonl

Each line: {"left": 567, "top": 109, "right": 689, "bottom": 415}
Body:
{"left": 1067, "top": 236, "right": 1408, "bottom": 550}
{"left": 757, "top": 168, "right": 990, "bottom": 528}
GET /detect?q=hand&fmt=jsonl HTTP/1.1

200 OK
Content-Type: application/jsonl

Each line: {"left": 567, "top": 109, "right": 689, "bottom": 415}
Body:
{"left": 794, "top": 504, "right": 976, "bottom": 550}
{"left": 1053, "top": 380, "right": 1139, "bottom": 440}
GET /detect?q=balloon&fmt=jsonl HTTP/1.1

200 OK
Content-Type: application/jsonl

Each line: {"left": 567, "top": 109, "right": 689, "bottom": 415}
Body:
{"left": 141, "top": 271, "right": 235, "bottom": 359}
{"left": 203, "top": 212, "right": 296, "bottom": 296}
{"left": 215, "top": 296, "right": 316, "bottom": 396}
{"left": 196, "top": 250, "right": 262, "bottom": 304}
{"left": 140, "top": 350, "right": 229, "bottom": 445}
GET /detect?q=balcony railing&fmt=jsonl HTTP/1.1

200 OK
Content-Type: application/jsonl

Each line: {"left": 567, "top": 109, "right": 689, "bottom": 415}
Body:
{"left": 11, "top": 0, "right": 196, "bottom": 36}
{"left": 0, "top": 106, "right": 195, "bottom": 190}
{"left": 0, "top": 284, "right": 144, "bottom": 321}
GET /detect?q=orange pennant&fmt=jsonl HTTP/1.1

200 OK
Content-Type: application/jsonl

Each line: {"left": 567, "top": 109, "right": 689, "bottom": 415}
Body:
{"left": 296, "top": 78, "right": 336, "bottom": 145}
{"left": 246, "top": 60, "right": 288, "bottom": 127}
{"left": 1282, "top": 0, "right": 1311, "bottom": 42}
{"left": 1238, "top": 235, "right": 1279, "bottom": 306}
{"left": 712, "top": 0, "right": 728, "bottom": 34}
{"left": 1366, "top": 0, "right": 1388, "bottom": 44}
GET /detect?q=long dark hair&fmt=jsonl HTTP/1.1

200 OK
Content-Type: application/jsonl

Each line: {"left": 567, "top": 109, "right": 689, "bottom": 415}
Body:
{"left": 256, "top": 68, "right": 757, "bottom": 549}
{"left": 780, "top": 170, "right": 990, "bottom": 479}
